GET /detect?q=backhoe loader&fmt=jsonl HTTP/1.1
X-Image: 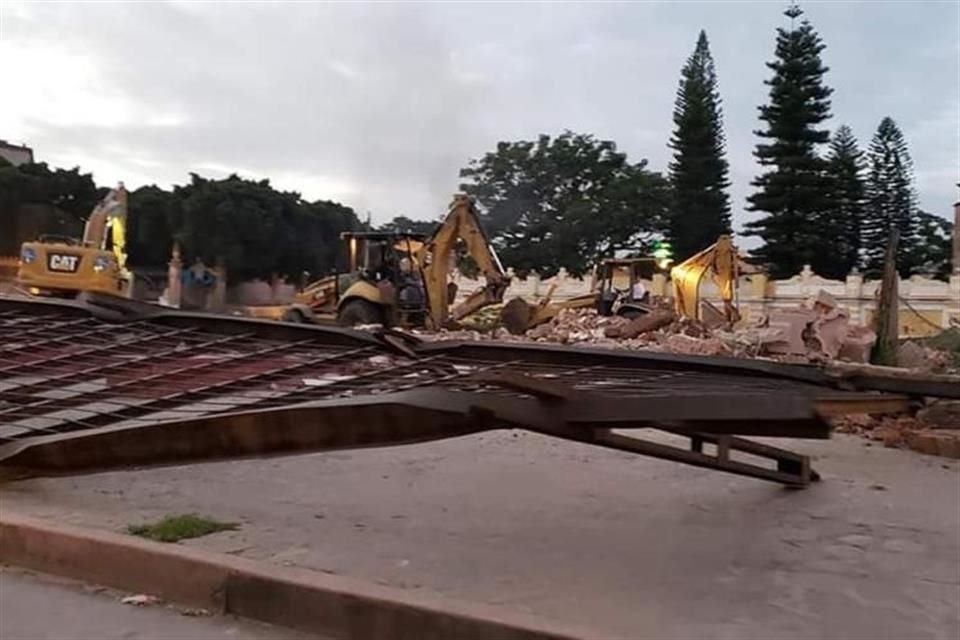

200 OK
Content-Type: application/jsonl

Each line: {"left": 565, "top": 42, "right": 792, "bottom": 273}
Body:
{"left": 499, "top": 235, "right": 748, "bottom": 334}
{"left": 16, "top": 184, "right": 133, "bottom": 298}
{"left": 281, "top": 194, "right": 510, "bottom": 329}
{"left": 499, "top": 257, "right": 666, "bottom": 335}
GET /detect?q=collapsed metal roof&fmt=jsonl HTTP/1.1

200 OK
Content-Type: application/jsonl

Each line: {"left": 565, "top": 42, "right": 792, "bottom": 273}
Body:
{"left": 0, "top": 295, "right": 925, "bottom": 487}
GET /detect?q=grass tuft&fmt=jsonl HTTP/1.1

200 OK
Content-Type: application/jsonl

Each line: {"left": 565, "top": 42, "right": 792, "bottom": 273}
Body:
{"left": 127, "top": 514, "right": 239, "bottom": 543}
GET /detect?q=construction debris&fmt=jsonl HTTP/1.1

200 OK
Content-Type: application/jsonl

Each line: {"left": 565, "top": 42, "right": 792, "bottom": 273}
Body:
{"left": 604, "top": 309, "right": 675, "bottom": 339}
{"left": 430, "top": 290, "right": 884, "bottom": 364}
{"left": 427, "top": 291, "right": 960, "bottom": 383}
{"left": 831, "top": 401, "right": 960, "bottom": 459}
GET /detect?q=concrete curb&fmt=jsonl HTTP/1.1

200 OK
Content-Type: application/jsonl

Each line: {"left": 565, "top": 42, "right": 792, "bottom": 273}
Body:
{"left": 0, "top": 512, "right": 602, "bottom": 640}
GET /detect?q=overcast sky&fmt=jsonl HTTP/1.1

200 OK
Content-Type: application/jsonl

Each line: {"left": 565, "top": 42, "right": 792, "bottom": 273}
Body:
{"left": 2, "top": 1, "right": 957, "bottom": 236}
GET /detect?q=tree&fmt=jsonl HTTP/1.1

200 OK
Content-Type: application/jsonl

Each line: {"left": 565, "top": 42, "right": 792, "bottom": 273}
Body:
{"left": 0, "top": 159, "right": 100, "bottom": 256}
{"left": 377, "top": 215, "right": 437, "bottom": 235}
{"left": 822, "top": 125, "right": 867, "bottom": 277}
{"left": 126, "top": 185, "right": 180, "bottom": 269}
{"left": 668, "top": 30, "right": 731, "bottom": 260}
{"left": 863, "top": 117, "right": 920, "bottom": 277}
{"left": 172, "top": 174, "right": 360, "bottom": 282}
{"left": 911, "top": 210, "right": 953, "bottom": 280}
{"left": 296, "top": 198, "right": 363, "bottom": 277}
{"left": 744, "top": 4, "right": 834, "bottom": 279}
{"left": 459, "top": 131, "right": 670, "bottom": 277}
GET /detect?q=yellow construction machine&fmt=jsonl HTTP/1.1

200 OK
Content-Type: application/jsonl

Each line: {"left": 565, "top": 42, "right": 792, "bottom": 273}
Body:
{"left": 670, "top": 234, "right": 744, "bottom": 324}
{"left": 499, "top": 235, "right": 749, "bottom": 334}
{"left": 280, "top": 193, "right": 510, "bottom": 329}
{"left": 499, "top": 257, "right": 665, "bottom": 335}
{"left": 16, "top": 184, "right": 133, "bottom": 298}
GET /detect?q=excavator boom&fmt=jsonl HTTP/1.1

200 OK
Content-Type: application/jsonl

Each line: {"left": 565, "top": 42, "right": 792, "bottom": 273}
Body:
{"left": 670, "top": 235, "right": 739, "bottom": 322}
{"left": 417, "top": 194, "right": 509, "bottom": 329}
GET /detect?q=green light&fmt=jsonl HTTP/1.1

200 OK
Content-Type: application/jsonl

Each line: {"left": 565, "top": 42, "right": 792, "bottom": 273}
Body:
{"left": 652, "top": 241, "right": 673, "bottom": 260}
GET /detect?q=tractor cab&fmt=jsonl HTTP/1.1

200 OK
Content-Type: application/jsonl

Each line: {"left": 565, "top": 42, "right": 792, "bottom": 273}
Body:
{"left": 593, "top": 258, "right": 663, "bottom": 318}
{"left": 335, "top": 231, "right": 429, "bottom": 326}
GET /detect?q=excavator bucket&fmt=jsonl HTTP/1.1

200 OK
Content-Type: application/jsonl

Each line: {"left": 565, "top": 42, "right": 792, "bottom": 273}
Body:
{"left": 500, "top": 297, "right": 535, "bottom": 335}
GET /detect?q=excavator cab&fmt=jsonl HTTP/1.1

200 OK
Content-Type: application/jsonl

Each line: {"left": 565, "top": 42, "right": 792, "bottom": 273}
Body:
{"left": 334, "top": 231, "right": 429, "bottom": 326}
{"left": 593, "top": 258, "right": 660, "bottom": 318}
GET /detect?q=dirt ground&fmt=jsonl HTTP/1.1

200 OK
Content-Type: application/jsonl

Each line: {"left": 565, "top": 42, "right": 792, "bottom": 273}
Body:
{"left": 1, "top": 431, "right": 958, "bottom": 640}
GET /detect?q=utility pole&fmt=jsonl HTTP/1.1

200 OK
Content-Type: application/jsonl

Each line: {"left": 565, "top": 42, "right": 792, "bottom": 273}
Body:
{"left": 871, "top": 228, "right": 899, "bottom": 365}
{"left": 952, "top": 183, "right": 959, "bottom": 275}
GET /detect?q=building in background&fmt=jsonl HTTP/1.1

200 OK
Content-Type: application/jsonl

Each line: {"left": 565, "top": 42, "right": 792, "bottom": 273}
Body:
{"left": 0, "top": 140, "right": 34, "bottom": 166}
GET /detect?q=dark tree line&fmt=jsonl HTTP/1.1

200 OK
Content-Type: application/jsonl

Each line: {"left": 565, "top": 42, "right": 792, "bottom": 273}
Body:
{"left": 0, "top": 158, "right": 101, "bottom": 256}
{"left": 127, "top": 175, "right": 363, "bottom": 281}
{"left": 1, "top": 164, "right": 362, "bottom": 282}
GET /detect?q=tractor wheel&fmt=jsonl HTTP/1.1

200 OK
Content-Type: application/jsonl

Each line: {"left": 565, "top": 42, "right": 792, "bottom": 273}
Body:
{"left": 281, "top": 308, "right": 307, "bottom": 323}
{"left": 338, "top": 299, "right": 384, "bottom": 327}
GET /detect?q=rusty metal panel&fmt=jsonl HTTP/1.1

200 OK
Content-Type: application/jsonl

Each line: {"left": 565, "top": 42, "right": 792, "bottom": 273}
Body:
{"left": 0, "top": 297, "right": 918, "bottom": 487}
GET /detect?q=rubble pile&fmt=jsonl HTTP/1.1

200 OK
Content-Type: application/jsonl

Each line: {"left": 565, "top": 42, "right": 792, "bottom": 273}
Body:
{"left": 466, "top": 290, "right": 885, "bottom": 363}
{"left": 746, "top": 290, "right": 877, "bottom": 363}
{"left": 422, "top": 289, "right": 955, "bottom": 371}
{"left": 831, "top": 401, "right": 960, "bottom": 459}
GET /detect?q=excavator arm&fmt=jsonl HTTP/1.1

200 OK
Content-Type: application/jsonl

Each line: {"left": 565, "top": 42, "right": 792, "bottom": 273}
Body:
{"left": 417, "top": 194, "right": 510, "bottom": 329}
{"left": 670, "top": 235, "right": 739, "bottom": 322}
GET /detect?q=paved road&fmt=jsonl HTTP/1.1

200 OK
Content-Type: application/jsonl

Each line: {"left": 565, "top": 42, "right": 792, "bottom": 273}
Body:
{"left": 3, "top": 432, "right": 958, "bottom": 639}
{"left": 0, "top": 568, "right": 318, "bottom": 640}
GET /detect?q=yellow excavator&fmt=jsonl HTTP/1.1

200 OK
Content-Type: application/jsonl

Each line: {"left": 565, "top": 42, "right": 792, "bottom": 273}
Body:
{"left": 670, "top": 234, "right": 745, "bottom": 323}
{"left": 499, "top": 257, "right": 665, "bottom": 334}
{"left": 280, "top": 193, "right": 510, "bottom": 329}
{"left": 16, "top": 184, "right": 132, "bottom": 298}
{"left": 499, "top": 235, "right": 746, "bottom": 334}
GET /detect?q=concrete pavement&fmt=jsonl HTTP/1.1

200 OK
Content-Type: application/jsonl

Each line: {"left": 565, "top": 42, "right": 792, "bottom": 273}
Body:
{"left": 2, "top": 431, "right": 958, "bottom": 639}
{"left": 0, "top": 567, "right": 317, "bottom": 640}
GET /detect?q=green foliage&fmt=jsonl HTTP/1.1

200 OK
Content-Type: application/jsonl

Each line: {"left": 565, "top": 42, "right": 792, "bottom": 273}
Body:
{"left": 910, "top": 210, "right": 953, "bottom": 280}
{"left": 174, "top": 174, "right": 301, "bottom": 280}
{"left": 121, "top": 175, "right": 361, "bottom": 282}
{"left": 0, "top": 160, "right": 100, "bottom": 255}
{"left": 668, "top": 30, "right": 731, "bottom": 261}
{"left": 745, "top": 6, "right": 834, "bottom": 279}
{"left": 126, "top": 185, "right": 180, "bottom": 268}
{"left": 377, "top": 215, "right": 437, "bottom": 235}
{"left": 127, "top": 514, "right": 239, "bottom": 543}
{"left": 459, "top": 131, "right": 670, "bottom": 277}
{"left": 863, "top": 117, "right": 920, "bottom": 277}
{"left": 821, "top": 125, "right": 867, "bottom": 278}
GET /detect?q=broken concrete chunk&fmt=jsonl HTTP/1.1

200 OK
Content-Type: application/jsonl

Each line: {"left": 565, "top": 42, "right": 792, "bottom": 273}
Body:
{"left": 810, "top": 289, "right": 839, "bottom": 315}
{"left": 606, "top": 310, "right": 675, "bottom": 339}
{"left": 917, "top": 401, "right": 960, "bottom": 429}
{"left": 810, "top": 312, "right": 850, "bottom": 359}
{"left": 838, "top": 325, "right": 876, "bottom": 363}
{"left": 897, "top": 341, "right": 928, "bottom": 369}
{"left": 762, "top": 309, "right": 816, "bottom": 355}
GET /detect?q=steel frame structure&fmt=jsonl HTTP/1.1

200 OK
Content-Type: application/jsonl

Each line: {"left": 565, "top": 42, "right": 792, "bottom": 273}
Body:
{"left": 0, "top": 295, "right": 925, "bottom": 487}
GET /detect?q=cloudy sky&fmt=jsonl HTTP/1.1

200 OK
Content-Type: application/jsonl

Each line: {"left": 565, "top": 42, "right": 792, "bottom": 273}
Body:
{"left": 2, "top": 1, "right": 957, "bottom": 235}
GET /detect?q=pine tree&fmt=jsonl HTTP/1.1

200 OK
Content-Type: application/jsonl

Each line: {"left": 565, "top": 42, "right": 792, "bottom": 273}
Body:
{"left": 863, "top": 117, "right": 919, "bottom": 277}
{"left": 667, "top": 30, "right": 731, "bottom": 261}
{"left": 822, "top": 125, "right": 866, "bottom": 277}
{"left": 744, "top": 4, "right": 834, "bottom": 279}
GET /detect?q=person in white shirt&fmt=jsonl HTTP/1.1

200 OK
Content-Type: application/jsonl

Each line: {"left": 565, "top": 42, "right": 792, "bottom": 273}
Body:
{"left": 631, "top": 280, "right": 647, "bottom": 302}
